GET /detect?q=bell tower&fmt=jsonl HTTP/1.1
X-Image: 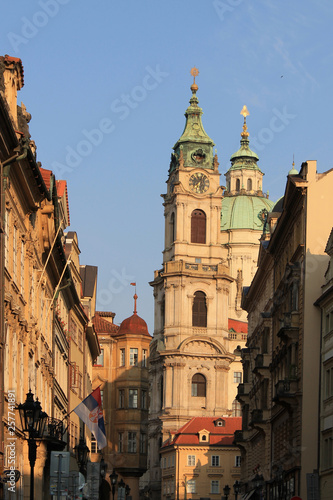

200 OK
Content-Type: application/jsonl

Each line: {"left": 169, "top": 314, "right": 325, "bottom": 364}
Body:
{"left": 148, "top": 70, "right": 235, "bottom": 499}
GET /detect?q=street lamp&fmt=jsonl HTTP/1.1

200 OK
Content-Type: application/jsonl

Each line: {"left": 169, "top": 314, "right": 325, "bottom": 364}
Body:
{"left": 74, "top": 437, "right": 89, "bottom": 475}
{"left": 233, "top": 480, "right": 241, "bottom": 500}
{"left": 254, "top": 474, "right": 265, "bottom": 499}
{"left": 109, "top": 469, "right": 118, "bottom": 500}
{"left": 100, "top": 457, "right": 107, "bottom": 478}
{"left": 18, "top": 390, "right": 48, "bottom": 500}
{"left": 223, "top": 484, "right": 231, "bottom": 500}
{"left": 125, "top": 483, "right": 131, "bottom": 499}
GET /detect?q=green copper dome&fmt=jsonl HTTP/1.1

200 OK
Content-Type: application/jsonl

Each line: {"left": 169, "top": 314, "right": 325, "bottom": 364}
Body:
{"left": 169, "top": 75, "right": 215, "bottom": 173}
{"left": 221, "top": 195, "right": 275, "bottom": 231}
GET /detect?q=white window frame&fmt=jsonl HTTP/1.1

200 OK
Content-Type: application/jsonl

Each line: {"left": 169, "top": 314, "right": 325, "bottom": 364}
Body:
{"left": 130, "top": 348, "right": 138, "bottom": 366}
{"left": 187, "top": 454, "right": 196, "bottom": 466}
{"left": 211, "top": 480, "right": 219, "bottom": 494}
{"left": 211, "top": 455, "right": 220, "bottom": 467}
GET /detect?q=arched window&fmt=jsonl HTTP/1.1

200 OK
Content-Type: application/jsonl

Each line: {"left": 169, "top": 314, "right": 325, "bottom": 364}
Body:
{"left": 192, "top": 291, "right": 207, "bottom": 327}
{"left": 236, "top": 178, "right": 240, "bottom": 191}
{"left": 161, "top": 296, "right": 165, "bottom": 328}
{"left": 232, "top": 399, "right": 242, "bottom": 417}
{"left": 191, "top": 209, "right": 206, "bottom": 244}
{"left": 191, "top": 373, "right": 206, "bottom": 397}
{"left": 170, "top": 212, "right": 175, "bottom": 243}
{"left": 247, "top": 178, "right": 252, "bottom": 191}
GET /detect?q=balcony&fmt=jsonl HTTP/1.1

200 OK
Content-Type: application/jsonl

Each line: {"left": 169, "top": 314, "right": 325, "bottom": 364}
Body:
{"left": 236, "top": 383, "right": 251, "bottom": 403}
{"left": 274, "top": 379, "right": 299, "bottom": 407}
{"left": 43, "top": 417, "right": 66, "bottom": 451}
{"left": 253, "top": 354, "right": 270, "bottom": 376}
{"left": 249, "top": 409, "right": 269, "bottom": 429}
{"left": 277, "top": 313, "right": 299, "bottom": 342}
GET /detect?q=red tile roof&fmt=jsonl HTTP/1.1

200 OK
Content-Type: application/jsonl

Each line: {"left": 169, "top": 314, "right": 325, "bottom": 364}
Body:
{"left": 40, "top": 167, "right": 52, "bottom": 190}
{"left": 56, "top": 180, "right": 70, "bottom": 226}
{"left": 93, "top": 312, "right": 119, "bottom": 335}
{"left": 163, "top": 417, "right": 242, "bottom": 447}
{"left": 1, "top": 55, "right": 24, "bottom": 87}
{"left": 228, "top": 318, "right": 248, "bottom": 334}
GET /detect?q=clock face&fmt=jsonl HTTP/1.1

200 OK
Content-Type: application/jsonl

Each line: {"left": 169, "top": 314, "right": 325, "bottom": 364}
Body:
{"left": 189, "top": 173, "right": 210, "bottom": 194}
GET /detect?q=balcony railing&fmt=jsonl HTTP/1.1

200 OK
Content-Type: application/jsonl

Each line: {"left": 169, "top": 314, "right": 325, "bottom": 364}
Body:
{"left": 43, "top": 417, "right": 64, "bottom": 442}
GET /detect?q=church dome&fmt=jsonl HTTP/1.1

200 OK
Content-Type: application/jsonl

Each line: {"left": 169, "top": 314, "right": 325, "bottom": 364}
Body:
{"left": 118, "top": 313, "right": 149, "bottom": 336}
{"left": 221, "top": 195, "right": 275, "bottom": 231}
{"left": 271, "top": 196, "right": 284, "bottom": 213}
{"left": 118, "top": 293, "right": 150, "bottom": 336}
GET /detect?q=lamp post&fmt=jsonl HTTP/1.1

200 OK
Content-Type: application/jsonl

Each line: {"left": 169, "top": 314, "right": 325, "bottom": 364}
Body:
{"left": 125, "top": 483, "right": 131, "bottom": 499}
{"left": 109, "top": 469, "right": 118, "bottom": 500}
{"left": 100, "top": 457, "right": 107, "bottom": 479}
{"left": 233, "top": 480, "right": 241, "bottom": 500}
{"left": 18, "top": 390, "right": 48, "bottom": 500}
{"left": 223, "top": 484, "right": 231, "bottom": 500}
{"left": 74, "top": 437, "right": 89, "bottom": 476}
{"left": 254, "top": 474, "right": 265, "bottom": 500}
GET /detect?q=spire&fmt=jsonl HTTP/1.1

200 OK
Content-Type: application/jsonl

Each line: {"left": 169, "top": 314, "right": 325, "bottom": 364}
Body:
{"left": 133, "top": 293, "right": 138, "bottom": 315}
{"left": 173, "top": 67, "right": 215, "bottom": 153}
{"left": 229, "top": 105, "right": 260, "bottom": 170}
{"left": 288, "top": 154, "right": 298, "bottom": 175}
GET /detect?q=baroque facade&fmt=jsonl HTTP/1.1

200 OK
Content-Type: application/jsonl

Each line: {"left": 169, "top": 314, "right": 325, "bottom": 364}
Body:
{"left": 147, "top": 73, "right": 274, "bottom": 498}
{"left": 92, "top": 295, "right": 151, "bottom": 500}
{"left": 0, "top": 55, "right": 100, "bottom": 498}
{"left": 237, "top": 160, "right": 333, "bottom": 499}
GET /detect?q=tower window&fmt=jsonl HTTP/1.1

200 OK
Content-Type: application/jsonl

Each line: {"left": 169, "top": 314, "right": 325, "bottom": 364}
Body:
{"left": 247, "top": 178, "right": 252, "bottom": 191}
{"left": 170, "top": 212, "right": 175, "bottom": 243}
{"left": 192, "top": 291, "right": 207, "bottom": 327}
{"left": 236, "top": 178, "right": 240, "bottom": 191}
{"left": 191, "top": 373, "right": 206, "bottom": 397}
{"left": 191, "top": 209, "right": 206, "bottom": 244}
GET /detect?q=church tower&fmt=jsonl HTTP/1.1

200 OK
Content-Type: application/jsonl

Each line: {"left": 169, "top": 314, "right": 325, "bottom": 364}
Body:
{"left": 221, "top": 106, "right": 275, "bottom": 321}
{"left": 148, "top": 70, "right": 235, "bottom": 499}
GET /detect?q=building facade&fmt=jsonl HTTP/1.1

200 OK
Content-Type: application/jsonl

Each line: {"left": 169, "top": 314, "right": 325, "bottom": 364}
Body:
{"left": 148, "top": 74, "right": 273, "bottom": 498}
{"left": 0, "top": 55, "right": 99, "bottom": 498}
{"left": 160, "top": 417, "right": 242, "bottom": 500}
{"left": 92, "top": 295, "right": 151, "bottom": 500}
{"left": 238, "top": 160, "right": 333, "bottom": 499}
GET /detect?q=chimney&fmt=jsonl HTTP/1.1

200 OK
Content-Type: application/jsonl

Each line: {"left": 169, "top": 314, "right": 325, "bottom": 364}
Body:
{"left": 0, "top": 54, "right": 24, "bottom": 128}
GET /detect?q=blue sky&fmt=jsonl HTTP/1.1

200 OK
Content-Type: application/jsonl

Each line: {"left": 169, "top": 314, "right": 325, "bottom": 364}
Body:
{"left": 1, "top": 0, "right": 333, "bottom": 332}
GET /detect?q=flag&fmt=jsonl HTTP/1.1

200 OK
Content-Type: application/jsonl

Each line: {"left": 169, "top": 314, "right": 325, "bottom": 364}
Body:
{"left": 130, "top": 282, "right": 136, "bottom": 286}
{"left": 73, "top": 387, "right": 107, "bottom": 449}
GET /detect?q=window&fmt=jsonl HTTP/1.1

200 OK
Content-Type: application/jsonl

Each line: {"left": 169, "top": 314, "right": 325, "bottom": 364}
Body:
{"left": 323, "top": 434, "right": 333, "bottom": 469}
{"left": 142, "top": 349, "right": 148, "bottom": 367}
{"left": 128, "top": 432, "right": 137, "bottom": 453}
{"left": 91, "top": 436, "right": 98, "bottom": 453}
{"left": 120, "top": 348, "right": 125, "bottom": 366}
{"left": 95, "top": 349, "right": 104, "bottom": 366}
{"left": 236, "top": 178, "right": 240, "bottom": 191}
{"left": 186, "top": 480, "right": 196, "bottom": 493}
{"left": 20, "top": 240, "right": 25, "bottom": 294}
{"left": 141, "top": 389, "right": 147, "bottom": 409}
{"left": 129, "top": 389, "right": 138, "bottom": 408}
{"left": 70, "top": 318, "right": 77, "bottom": 344}
{"left": 211, "top": 455, "right": 220, "bottom": 467}
{"left": 119, "top": 389, "right": 125, "bottom": 408}
{"left": 235, "top": 455, "right": 241, "bottom": 467}
{"left": 191, "top": 209, "right": 206, "bottom": 244}
{"left": 187, "top": 455, "right": 196, "bottom": 466}
{"left": 325, "top": 365, "right": 333, "bottom": 398}
{"left": 170, "top": 212, "right": 175, "bottom": 243}
{"left": 140, "top": 433, "right": 147, "bottom": 453}
{"left": 130, "top": 348, "right": 138, "bottom": 366}
{"left": 211, "top": 480, "right": 220, "bottom": 494}
{"left": 4, "top": 210, "right": 9, "bottom": 269}
{"left": 191, "top": 373, "right": 206, "bottom": 397}
{"left": 234, "top": 372, "right": 242, "bottom": 383}
{"left": 232, "top": 399, "right": 242, "bottom": 417}
{"left": 118, "top": 432, "right": 123, "bottom": 453}
{"left": 247, "top": 178, "right": 252, "bottom": 191}
{"left": 13, "top": 226, "right": 17, "bottom": 282}
{"left": 192, "top": 291, "right": 207, "bottom": 327}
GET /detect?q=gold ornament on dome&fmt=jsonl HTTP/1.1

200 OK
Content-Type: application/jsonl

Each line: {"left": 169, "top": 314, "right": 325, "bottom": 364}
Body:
{"left": 190, "top": 67, "right": 199, "bottom": 92}
{"left": 240, "top": 105, "right": 250, "bottom": 137}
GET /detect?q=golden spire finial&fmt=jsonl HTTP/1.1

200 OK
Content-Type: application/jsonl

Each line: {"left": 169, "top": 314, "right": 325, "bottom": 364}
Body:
{"left": 240, "top": 105, "right": 250, "bottom": 138}
{"left": 190, "top": 67, "right": 199, "bottom": 93}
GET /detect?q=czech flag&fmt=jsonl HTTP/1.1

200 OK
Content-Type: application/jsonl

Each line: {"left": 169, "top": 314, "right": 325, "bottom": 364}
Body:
{"left": 73, "top": 387, "right": 107, "bottom": 449}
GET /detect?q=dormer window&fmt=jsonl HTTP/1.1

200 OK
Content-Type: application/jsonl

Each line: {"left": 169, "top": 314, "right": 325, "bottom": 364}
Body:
{"left": 198, "top": 429, "right": 210, "bottom": 443}
{"left": 214, "top": 418, "right": 225, "bottom": 427}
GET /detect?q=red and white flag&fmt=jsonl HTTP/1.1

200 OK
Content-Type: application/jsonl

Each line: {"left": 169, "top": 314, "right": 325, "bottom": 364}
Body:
{"left": 73, "top": 387, "right": 107, "bottom": 449}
